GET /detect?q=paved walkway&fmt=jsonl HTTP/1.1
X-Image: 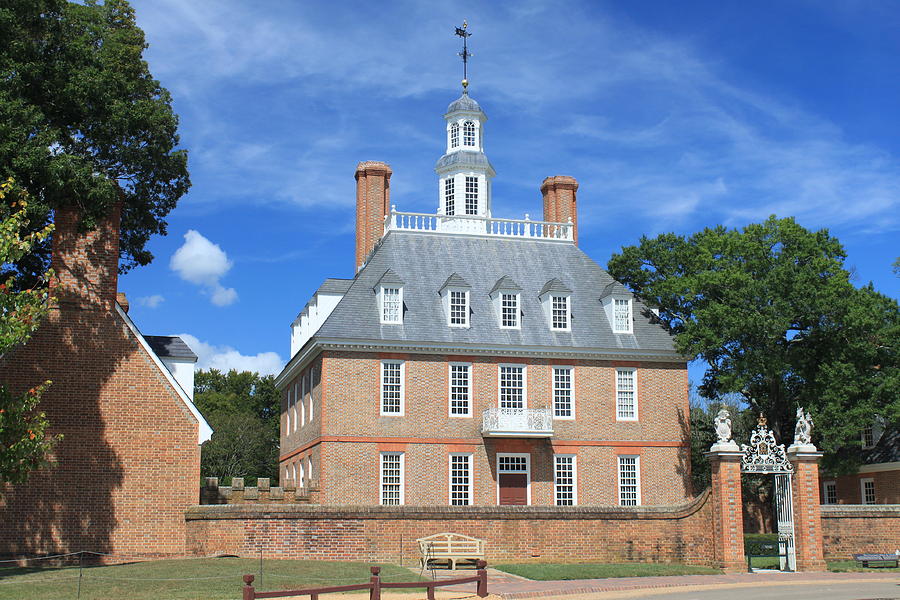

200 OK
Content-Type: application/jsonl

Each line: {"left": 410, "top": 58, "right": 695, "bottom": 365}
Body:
{"left": 430, "top": 568, "right": 900, "bottom": 599}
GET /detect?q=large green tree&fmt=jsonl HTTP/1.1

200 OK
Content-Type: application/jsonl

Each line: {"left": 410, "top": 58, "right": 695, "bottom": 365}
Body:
{"left": 193, "top": 370, "right": 280, "bottom": 484}
{"left": 608, "top": 216, "right": 900, "bottom": 473}
{"left": 0, "top": 0, "right": 189, "bottom": 285}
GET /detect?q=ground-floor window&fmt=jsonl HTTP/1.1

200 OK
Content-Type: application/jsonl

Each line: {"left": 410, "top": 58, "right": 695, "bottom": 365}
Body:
{"left": 380, "top": 452, "right": 404, "bottom": 505}
{"left": 861, "top": 478, "right": 876, "bottom": 504}
{"left": 822, "top": 481, "right": 837, "bottom": 505}
{"left": 449, "top": 453, "right": 473, "bottom": 505}
{"left": 554, "top": 455, "right": 576, "bottom": 505}
{"left": 618, "top": 455, "right": 640, "bottom": 506}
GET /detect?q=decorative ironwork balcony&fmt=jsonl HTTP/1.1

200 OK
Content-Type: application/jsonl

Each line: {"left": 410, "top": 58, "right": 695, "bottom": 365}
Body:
{"left": 481, "top": 408, "right": 554, "bottom": 438}
{"left": 384, "top": 207, "right": 574, "bottom": 242}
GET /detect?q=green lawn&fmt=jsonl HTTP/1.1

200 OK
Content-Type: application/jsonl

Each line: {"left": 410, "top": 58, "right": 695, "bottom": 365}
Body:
{"left": 492, "top": 562, "right": 722, "bottom": 580}
{"left": 0, "top": 557, "right": 426, "bottom": 600}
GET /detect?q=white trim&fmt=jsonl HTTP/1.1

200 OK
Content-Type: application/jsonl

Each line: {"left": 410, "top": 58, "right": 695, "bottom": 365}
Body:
{"left": 550, "top": 294, "right": 572, "bottom": 331}
{"left": 861, "top": 477, "right": 876, "bottom": 505}
{"left": 448, "top": 452, "right": 474, "bottom": 506}
{"left": 380, "top": 360, "right": 405, "bottom": 416}
{"left": 615, "top": 368, "right": 638, "bottom": 422}
{"left": 446, "top": 288, "right": 470, "bottom": 328}
{"left": 552, "top": 365, "right": 575, "bottom": 420}
{"left": 617, "top": 454, "right": 641, "bottom": 506}
{"left": 498, "top": 363, "right": 527, "bottom": 409}
{"left": 114, "top": 303, "right": 212, "bottom": 443}
{"left": 497, "top": 292, "right": 521, "bottom": 330}
{"left": 858, "top": 461, "right": 900, "bottom": 474}
{"left": 554, "top": 454, "right": 578, "bottom": 506}
{"left": 380, "top": 451, "right": 405, "bottom": 505}
{"left": 496, "top": 452, "right": 531, "bottom": 506}
{"left": 448, "top": 362, "right": 473, "bottom": 418}
{"left": 613, "top": 298, "right": 633, "bottom": 334}
{"left": 379, "top": 285, "right": 404, "bottom": 325}
{"left": 822, "top": 481, "right": 837, "bottom": 505}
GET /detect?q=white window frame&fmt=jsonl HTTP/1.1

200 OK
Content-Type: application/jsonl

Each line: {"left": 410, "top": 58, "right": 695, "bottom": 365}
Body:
{"left": 449, "top": 453, "right": 473, "bottom": 506}
{"left": 298, "top": 460, "right": 305, "bottom": 488}
{"left": 550, "top": 295, "right": 571, "bottom": 331}
{"left": 308, "top": 369, "right": 315, "bottom": 422}
{"left": 444, "top": 177, "right": 455, "bottom": 216}
{"left": 498, "top": 364, "right": 527, "bottom": 409}
{"left": 496, "top": 452, "right": 531, "bottom": 506}
{"left": 463, "top": 120, "right": 476, "bottom": 147}
{"left": 447, "top": 289, "right": 470, "bottom": 328}
{"left": 554, "top": 454, "right": 577, "bottom": 506}
{"left": 448, "top": 362, "right": 472, "bottom": 417}
{"left": 613, "top": 298, "right": 633, "bottom": 333}
{"left": 307, "top": 455, "right": 313, "bottom": 483}
{"left": 379, "top": 286, "right": 403, "bottom": 325}
{"left": 285, "top": 388, "right": 292, "bottom": 435}
{"left": 822, "top": 481, "right": 837, "bottom": 505}
{"left": 380, "top": 452, "right": 405, "bottom": 505}
{"left": 449, "top": 122, "right": 460, "bottom": 149}
{"left": 552, "top": 366, "right": 575, "bottom": 419}
{"left": 862, "top": 423, "right": 875, "bottom": 449}
{"left": 499, "top": 292, "right": 520, "bottom": 329}
{"left": 616, "top": 368, "right": 638, "bottom": 421}
{"left": 861, "top": 478, "right": 876, "bottom": 505}
{"left": 299, "top": 377, "right": 306, "bottom": 428}
{"left": 293, "top": 382, "right": 300, "bottom": 432}
{"left": 618, "top": 455, "right": 641, "bottom": 506}
{"left": 380, "top": 360, "right": 405, "bottom": 416}
{"left": 464, "top": 176, "right": 479, "bottom": 215}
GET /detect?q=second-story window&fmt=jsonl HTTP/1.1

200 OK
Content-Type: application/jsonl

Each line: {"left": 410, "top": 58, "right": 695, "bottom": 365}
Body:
{"left": 381, "top": 287, "right": 402, "bottom": 324}
{"left": 449, "top": 290, "right": 469, "bottom": 326}
{"left": 551, "top": 295, "right": 570, "bottom": 330}
{"left": 463, "top": 120, "right": 476, "bottom": 146}
{"left": 380, "top": 360, "right": 404, "bottom": 415}
{"left": 616, "top": 368, "right": 637, "bottom": 420}
{"left": 444, "top": 178, "right": 455, "bottom": 216}
{"left": 465, "top": 177, "right": 478, "bottom": 215}
{"left": 499, "top": 365, "right": 525, "bottom": 409}
{"left": 553, "top": 366, "right": 573, "bottom": 418}
{"left": 450, "top": 122, "right": 460, "bottom": 148}
{"left": 501, "top": 293, "right": 519, "bottom": 328}
{"left": 449, "top": 363, "right": 471, "bottom": 416}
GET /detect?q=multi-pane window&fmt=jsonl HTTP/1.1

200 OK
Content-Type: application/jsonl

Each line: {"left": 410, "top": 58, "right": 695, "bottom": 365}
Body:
{"left": 464, "top": 177, "right": 478, "bottom": 215}
{"left": 499, "top": 366, "right": 525, "bottom": 409}
{"left": 308, "top": 369, "right": 315, "bottom": 421}
{"left": 463, "top": 120, "right": 476, "bottom": 146}
{"left": 862, "top": 478, "right": 876, "bottom": 504}
{"left": 299, "top": 378, "right": 305, "bottom": 427}
{"left": 614, "top": 298, "right": 632, "bottom": 332}
{"left": 449, "top": 363, "right": 471, "bottom": 416}
{"left": 618, "top": 455, "right": 640, "bottom": 506}
{"left": 382, "top": 287, "right": 402, "bottom": 324}
{"left": 380, "top": 452, "right": 404, "bottom": 505}
{"left": 286, "top": 388, "right": 292, "bottom": 434}
{"left": 444, "top": 178, "right": 455, "bottom": 216}
{"left": 501, "top": 293, "right": 519, "bottom": 328}
{"left": 449, "top": 290, "right": 468, "bottom": 326}
{"left": 450, "top": 122, "right": 460, "bottom": 148}
{"left": 553, "top": 367, "right": 573, "bottom": 418}
{"left": 498, "top": 455, "right": 528, "bottom": 472}
{"left": 380, "top": 361, "right": 403, "bottom": 415}
{"left": 293, "top": 382, "right": 300, "bottom": 432}
{"left": 616, "top": 369, "right": 637, "bottom": 420}
{"left": 551, "top": 295, "right": 570, "bottom": 330}
{"left": 823, "top": 481, "right": 837, "bottom": 505}
{"left": 449, "top": 454, "right": 472, "bottom": 505}
{"left": 862, "top": 423, "right": 875, "bottom": 448}
{"left": 554, "top": 455, "right": 576, "bottom": 506}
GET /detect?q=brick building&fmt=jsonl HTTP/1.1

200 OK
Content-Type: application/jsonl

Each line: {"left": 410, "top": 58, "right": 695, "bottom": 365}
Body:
{"left": 276, "top": 88, "right": 692, "bottom": 508}
{"left": 0, "top": 203, "right": 211, "bottom": 557}
{"left": 821, "top": 424, "right": 900, "bottom": 505}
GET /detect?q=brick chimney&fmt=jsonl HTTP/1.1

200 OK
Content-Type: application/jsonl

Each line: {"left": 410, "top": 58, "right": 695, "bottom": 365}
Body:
{"left": 50, "top": 202, "right": 121, "bottom": 309}
{"left": 541, "top": 176, "right": 579, "bottom": 244}
{"left": 355, "top": 161, "right": 392, "bottom": 271}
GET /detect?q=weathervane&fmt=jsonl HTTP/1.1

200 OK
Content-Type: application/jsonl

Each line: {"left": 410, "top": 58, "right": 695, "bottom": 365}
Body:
{"left": 455, "top": 20, "right": 472, "bottom": 91}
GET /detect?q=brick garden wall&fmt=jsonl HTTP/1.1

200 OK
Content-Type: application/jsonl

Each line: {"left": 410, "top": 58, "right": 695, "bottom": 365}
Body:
{"left": 821, "top": 505, "right": 900, "bottom": 559}
{"left": 185, "top": 490, "right": 716, "bottom": 566}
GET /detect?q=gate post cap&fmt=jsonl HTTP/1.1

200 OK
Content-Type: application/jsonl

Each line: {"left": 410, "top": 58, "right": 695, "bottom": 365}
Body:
{"left": 243, "top": 574, "right": 255, "bottom": 585}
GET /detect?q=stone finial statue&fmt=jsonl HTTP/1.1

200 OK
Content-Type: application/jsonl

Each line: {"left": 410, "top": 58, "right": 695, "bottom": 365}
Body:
{"left": 714, "top": 408, "right": 733, "bottom": 444}
{"left": 793, "top": 407, "right": 813, "bottom": 446}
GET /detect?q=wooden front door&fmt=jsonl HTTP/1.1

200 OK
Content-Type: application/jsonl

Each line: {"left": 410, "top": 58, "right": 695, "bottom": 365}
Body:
{"left": 498, "top": 473, "right": 528, "bottom": 505}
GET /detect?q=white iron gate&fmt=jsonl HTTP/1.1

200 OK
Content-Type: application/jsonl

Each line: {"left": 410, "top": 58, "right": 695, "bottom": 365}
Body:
{"left": 774, "top": 473, "right": 796, "bottom": 571}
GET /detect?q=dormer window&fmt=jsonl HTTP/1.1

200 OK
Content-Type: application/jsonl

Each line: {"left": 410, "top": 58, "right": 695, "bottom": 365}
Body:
{"left": 614, "top": 298, "right": 632, "bottom": 333}
{"left": 551, "top": 296, "right": 570, "bottom": 330}
{"left": 444, "top": 178, "right": 455, "bottom": 216}
{"left": 490, "top": 276, "right": 522, "bottom": 330}
{"left": 463, "top": 121, "right": 476, "bottom": 146}
{"left": 450, "top": 122, "right": 460, "bottom": 148}
{"left": 440, "top": 273, "right": 471, "bottom": 329}
{"left": 602, "top": 286, "right": 634, "bottom": 334}
{"left": 540, "top": 279, "right": 573, "bottom": 332}
{"left": 375, "top": 269, "right": 405, "bottom": 325}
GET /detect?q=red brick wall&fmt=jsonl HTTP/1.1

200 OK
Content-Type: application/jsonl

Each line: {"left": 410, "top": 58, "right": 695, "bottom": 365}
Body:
{"left": 185, "top": 491, "right": 715, "bottom": 565}
{"left": 821, "top": 506, "right": 900, "bottom": 559}
{"left": 822, "top": 470, "right": 900, "bottom": 505}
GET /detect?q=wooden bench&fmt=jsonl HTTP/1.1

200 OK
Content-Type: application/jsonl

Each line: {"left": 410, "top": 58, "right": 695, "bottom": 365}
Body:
{"left": 417, "top": 533, "right": 486, "bottom": 570}
{"left": 853, "top": 553, "right": 899, "bottom": 568}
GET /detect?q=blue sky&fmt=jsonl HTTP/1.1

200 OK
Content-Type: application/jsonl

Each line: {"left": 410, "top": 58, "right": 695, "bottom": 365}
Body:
{"left": 122, "top": 0, "right": 900, "bottom": 379}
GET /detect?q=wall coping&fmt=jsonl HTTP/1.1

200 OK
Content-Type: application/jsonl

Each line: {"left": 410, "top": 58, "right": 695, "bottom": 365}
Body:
{"left": 821, "top": 504, "right": 900, "bottom": 518}
{"left": 185, "top": 489, "right": 709, "bottom": 521}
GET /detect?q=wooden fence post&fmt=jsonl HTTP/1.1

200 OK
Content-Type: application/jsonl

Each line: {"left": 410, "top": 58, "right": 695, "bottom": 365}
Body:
{"left": 370, "top": 565, "right": 381, "bottom": 600}
{"left": 242, "top": 574, "right": 256, "bottom": 600}
{"left": 476, "top": 560, "right": 488, "bottom": 598}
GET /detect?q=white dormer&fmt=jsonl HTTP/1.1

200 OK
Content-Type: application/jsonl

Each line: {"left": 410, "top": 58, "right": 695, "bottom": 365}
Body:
{"left": 440, "top": 273, "right": 471, "bottom": 328}
{"left": 375, "top": 269, "right": 405, "bottom": 325}
{"left": 539, "top": 279, "right": 573, "bottom": 332}
{"left": 601, "top": 283, "right": 634, "bottom": 334}
{"left": 489, "top": 275, "right": 522, "bottom": 330}
{"left": 290, "top": 279, "right": 352, "bottom": 357}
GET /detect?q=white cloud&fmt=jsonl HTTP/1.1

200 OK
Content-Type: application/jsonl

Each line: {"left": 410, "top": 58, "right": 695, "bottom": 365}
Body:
{"left": 178, "top": 333, "right": 283, "bottom": 376}
{"left": 136, "top": 294, "right": 165, "bottom": 308}
{"left": 170, "top": 230, "right": 238, "bottom": 306}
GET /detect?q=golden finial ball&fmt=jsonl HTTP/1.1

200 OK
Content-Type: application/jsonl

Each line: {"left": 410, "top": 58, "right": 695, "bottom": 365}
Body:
{"left": 462, "top": 79, "right": 469, "bottom": 89}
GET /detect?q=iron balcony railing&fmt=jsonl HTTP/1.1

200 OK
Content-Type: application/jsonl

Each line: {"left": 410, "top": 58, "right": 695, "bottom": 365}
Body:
{"left": 481, "top": 408, "right": 554, "bottom": 438}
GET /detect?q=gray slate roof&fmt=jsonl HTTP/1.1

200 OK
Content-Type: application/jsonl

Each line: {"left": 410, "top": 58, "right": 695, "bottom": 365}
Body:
{"left": 489, "top": 276, "right": 522, "bottom": 295}
{"left": 375, "top": 269, "right": 405, "bottom": 288}
{"left": 318, "top": 278, "right": 354, "bottom": 294}
{"left": 446, "top": 92, "right": 484, "bottom": 115}
{"left": 314, "top": 232, "right": 677, "bottom": 353}
{"left": 435, "top": 151, "right": 496, "bottom": 175}
{"left": 862, "top": 428, "right": 900, "bottom": 464}
{"left": 144, "top": 336, "right": 198, "bottom": 361}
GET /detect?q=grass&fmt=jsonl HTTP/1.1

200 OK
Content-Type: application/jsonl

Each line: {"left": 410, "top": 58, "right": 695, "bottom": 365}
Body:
{"left": 0, "top": 557, "right": 427, "bottom": 600}
{"left": 492, "top": 562, "right": 722, "bottom": 580}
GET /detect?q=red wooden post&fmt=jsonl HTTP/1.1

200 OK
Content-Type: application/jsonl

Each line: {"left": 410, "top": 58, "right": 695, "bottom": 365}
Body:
{"left": 370, "top": 565, "right": 381, "bottom": 600}
{"left": 476, "top": 560, "right": 488, "bottom": 598}
{"left": 427, "top": 583, "right": 436, "bottom": 600}
{"left": 242, "top": 574, "right": 255, "bottom": 600}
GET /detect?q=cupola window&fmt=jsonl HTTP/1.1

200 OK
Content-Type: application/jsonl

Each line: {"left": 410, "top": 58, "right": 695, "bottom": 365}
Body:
{"left": 444, "top": 178, "right": 455, "bottom": 215}
{"left": 464, "top": 177, "right": 478, "bottom": 215}
{"left": 463, "top": 120, "right": 476, "bottom": 147}
{"left": 450, "top": 122, "right": 460, "bottom": 149}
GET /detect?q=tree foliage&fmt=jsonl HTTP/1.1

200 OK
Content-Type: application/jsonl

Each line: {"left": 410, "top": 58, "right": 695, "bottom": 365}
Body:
{"left": 0, "top": 0, "right": 189, "bottom": 285}
{"left": 193, "top": 370, "right": 279, "bottom": 483}
{"left": 0, "top": 180, "right": 60, "bottom": 484}
{"left": 608, "top": 216, "right": 900, "bottom": 473}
